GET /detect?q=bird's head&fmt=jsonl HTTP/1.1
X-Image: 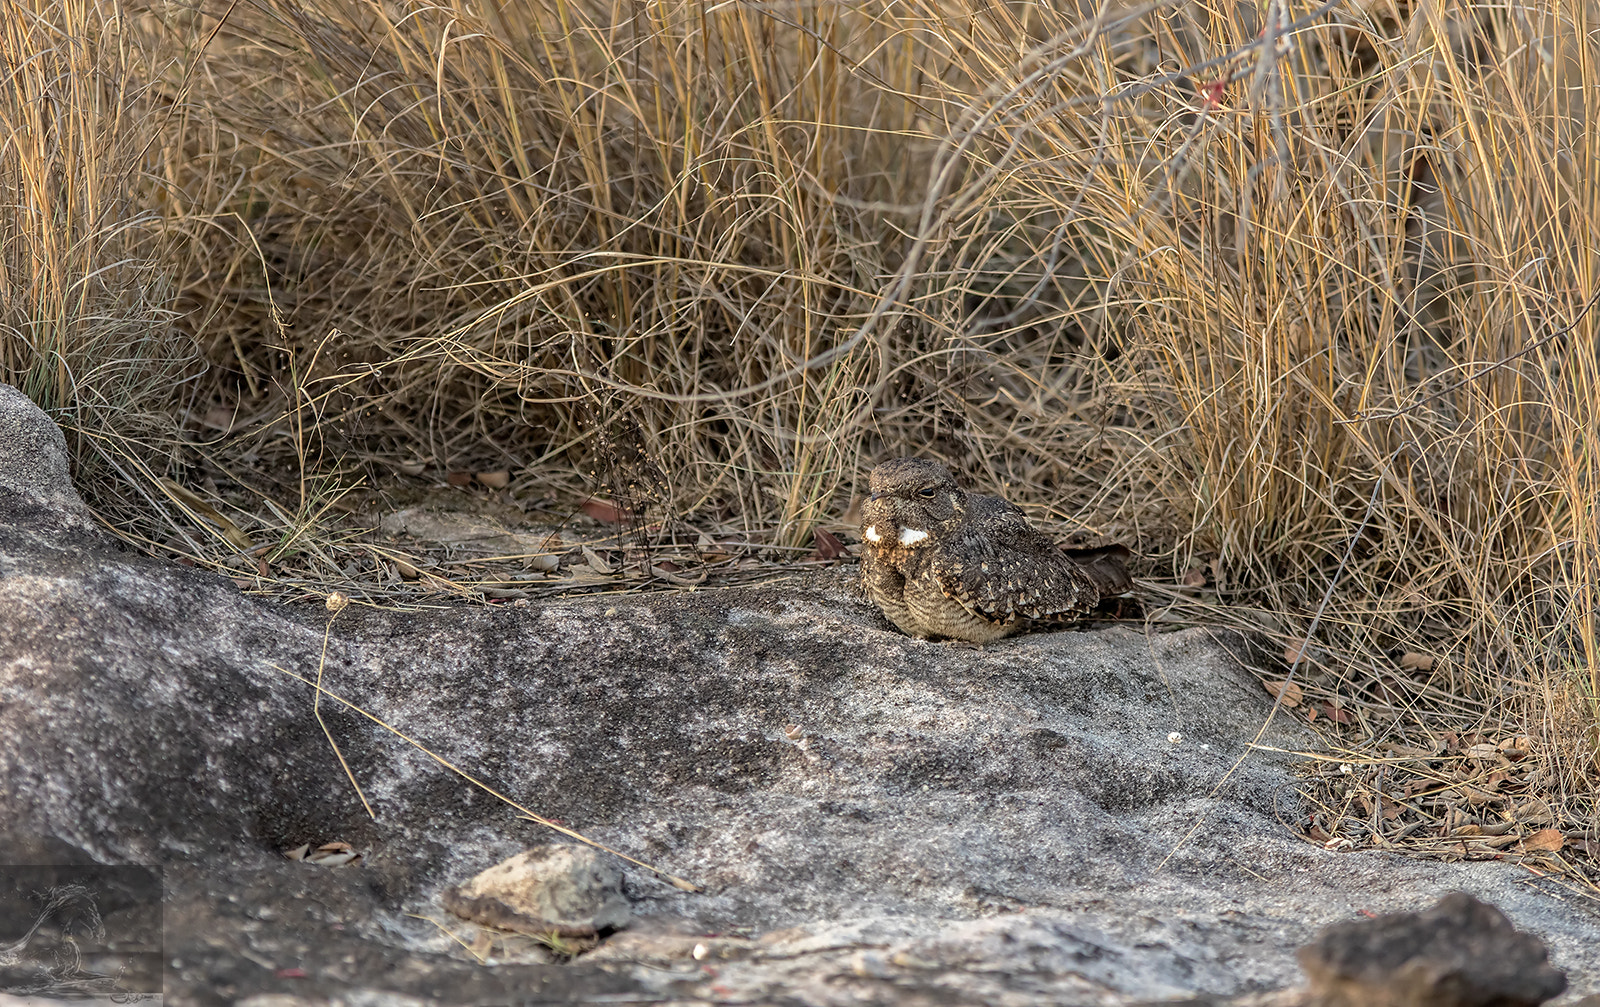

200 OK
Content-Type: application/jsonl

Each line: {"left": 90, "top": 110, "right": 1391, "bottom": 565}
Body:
{"left": 860, "top": 457, "right": 963, "bottom": 549}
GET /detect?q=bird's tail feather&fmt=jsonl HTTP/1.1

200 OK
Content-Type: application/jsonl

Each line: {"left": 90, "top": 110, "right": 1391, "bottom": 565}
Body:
{"left": 1062, "top": 544, "right": 1134, "bottom": 597}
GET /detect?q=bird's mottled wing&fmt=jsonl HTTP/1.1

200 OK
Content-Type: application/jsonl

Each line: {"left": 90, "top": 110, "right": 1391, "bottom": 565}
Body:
{"left": 923, "top": 498, "right": 1099, "bottom": 623}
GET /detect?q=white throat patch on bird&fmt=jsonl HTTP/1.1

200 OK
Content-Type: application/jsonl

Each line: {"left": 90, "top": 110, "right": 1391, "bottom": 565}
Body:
{"left": 863, "top": 523, "right": 929, "bottom": 548}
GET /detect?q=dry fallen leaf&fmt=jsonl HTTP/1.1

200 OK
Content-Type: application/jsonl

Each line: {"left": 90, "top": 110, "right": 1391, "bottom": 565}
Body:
{"left": 1316, "top": 702, "right": 1351, "bottom": 725}
{"left": 1181, "top": 565, "right": 1208, "bottom": 588}
{"left": 1262, "top": 679, "right": 1303, "bottom": 707}
{"left": 1283, "top": 641, "right": 1319, "bottom": 664}
{"left": 698, "top": 532, "right": 733, "bottom": 563}
{"left": 1399, "top": 652, "right": 1436, "bottom": 672}
{"left": 813, "top": 528, "right": 847, "bottom": 560}
{"left": 304, "top": 841, "right": 363, "bottom": 866}
{"left": 475, "top": 470, "right": 510, "bottom": 489}
{"left": 581, "top": 497, "right": 629, "bottom": 524}
{"left": 1370, "top": 675, "right": 1407, "bottom": 705}
{"left": 1514, "top": 799, "right": 1555, "bottom": 825}
{"left": 651, "top": 562, "right": 707, "bottom": 586}
{"left": 446, "top": 471, "right": 474, "bottom": 488}
{"left": 583, "top": 546, "right": 615, "bottom": 575}
{"left": 1523, "top": 828, "right": 1565, "bottom": 853}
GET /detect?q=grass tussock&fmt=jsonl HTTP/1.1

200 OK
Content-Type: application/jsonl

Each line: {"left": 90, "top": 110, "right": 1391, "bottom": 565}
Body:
{"left": 4, "top": 0, "right": 1599, "bottom": 873}
{"left": 0, "top": 0, "right": 195, "bottom": 491}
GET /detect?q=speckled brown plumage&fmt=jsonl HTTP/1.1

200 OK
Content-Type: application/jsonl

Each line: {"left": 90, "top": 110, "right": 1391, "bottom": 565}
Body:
{"left": 857, "top": 457, "right": 1130, "bottom": 643}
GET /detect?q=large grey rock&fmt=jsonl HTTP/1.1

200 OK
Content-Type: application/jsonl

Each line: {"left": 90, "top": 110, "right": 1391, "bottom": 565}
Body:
{"left": 2, "top": 382, "right": 1599, "bottom": 1005}
{"left": 0, "top": 383, "right": 93, "bottom": 527}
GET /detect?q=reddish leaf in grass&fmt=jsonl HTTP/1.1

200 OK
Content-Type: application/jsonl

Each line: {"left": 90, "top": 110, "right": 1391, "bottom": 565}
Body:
{"left": 475, "top": 470, "right": 510, "bottom": 489}
{"left": 445, "top": 471, "right": 473, "bottom": 487}
{"left": 1263, "top": 679, "right": 1303, "bottom": 707}
{"left": 1319, "top": 702, "right": 1352, "bottom": 725}
{"left": 581, "top": 497, "right": 630, "bottom": 524}
{"left": 256, "top": 556, "right": 270, "bottom": 577}
{"left": 813, "top": 528, "right": 846, "bottom": 560}
{"left": 1372, "top": 675, "right": 1406, "bottom": 704}
{"left": 1181, "top": 565, "right": 1208, "bottom": 587}
{"left": 1523, "top": 828, "right": 1565, "bottom": 853}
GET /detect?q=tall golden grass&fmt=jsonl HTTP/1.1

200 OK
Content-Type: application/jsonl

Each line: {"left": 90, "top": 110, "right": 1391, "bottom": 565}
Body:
{"left": 0, "top": 0, "right": 193, "bottom": 492}
{"left": 3, "top": 0, "right": 1597, "bottom": 825}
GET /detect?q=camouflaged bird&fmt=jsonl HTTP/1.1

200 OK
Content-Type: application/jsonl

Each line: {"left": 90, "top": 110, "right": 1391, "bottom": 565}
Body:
{"left": 857, "top": 457, "right": 1131, "bottom": 643}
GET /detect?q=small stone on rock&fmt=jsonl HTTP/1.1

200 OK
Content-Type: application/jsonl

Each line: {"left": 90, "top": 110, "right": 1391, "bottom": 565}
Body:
{"left": 1297, "top": 891, "right": 1567, "bottom": 1007}
{"left": 442, "top": 844, "right": 630, "bottom": 938}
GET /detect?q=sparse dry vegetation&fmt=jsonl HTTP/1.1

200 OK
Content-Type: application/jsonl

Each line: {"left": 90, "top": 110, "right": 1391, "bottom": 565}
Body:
{"left": 3, "top": 0, "right": 1597, "bottom": 881}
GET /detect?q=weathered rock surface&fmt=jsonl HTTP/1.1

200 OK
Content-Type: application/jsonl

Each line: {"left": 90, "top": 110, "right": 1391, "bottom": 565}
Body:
{"left": 2, "top": 382, "right": 1599, "bottom": 1005}
{"left": 0, "top": 383, "right": 93, "bottom": 528}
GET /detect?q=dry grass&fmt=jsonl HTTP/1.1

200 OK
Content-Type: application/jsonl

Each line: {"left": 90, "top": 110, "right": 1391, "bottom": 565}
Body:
{"left": 0, "top": 0, "right": 197, "bottom": 499}
{"left": 4, "top": 0, "right": 1598, "bottom": 871}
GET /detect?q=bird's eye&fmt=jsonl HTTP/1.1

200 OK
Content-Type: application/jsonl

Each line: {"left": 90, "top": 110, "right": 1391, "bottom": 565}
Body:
{"left": 917, "top": 486, "right": 938, "bottom": 499}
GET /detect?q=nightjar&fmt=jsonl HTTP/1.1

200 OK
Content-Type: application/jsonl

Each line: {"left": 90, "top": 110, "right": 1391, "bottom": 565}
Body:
{"left": 857, "top": 457, "right": 1131, "bottom": 643}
